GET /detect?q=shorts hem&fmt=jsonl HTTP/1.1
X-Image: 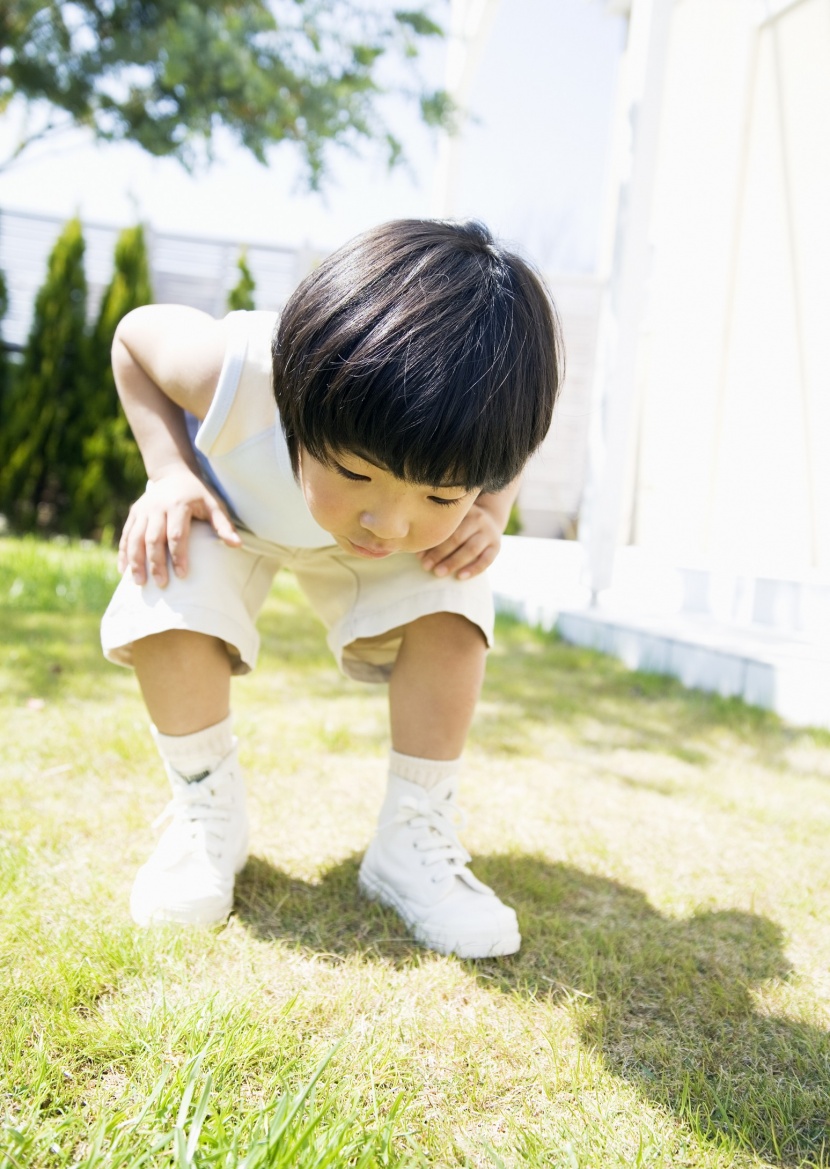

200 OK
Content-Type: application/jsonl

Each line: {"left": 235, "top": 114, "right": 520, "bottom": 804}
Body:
{"left": 101, "top": 603, "right": 258, "bottom": 675}
{"left": 329, "top": 584, "right": 495, "bottom": 684}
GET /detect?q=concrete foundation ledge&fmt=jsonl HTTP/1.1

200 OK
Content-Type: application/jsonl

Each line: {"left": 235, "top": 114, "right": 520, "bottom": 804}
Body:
{"left": 553, "top": 608, "right": 830, "bottom": 730}
{"left": 490, "top": 537, "right": 830, "bottom": 730}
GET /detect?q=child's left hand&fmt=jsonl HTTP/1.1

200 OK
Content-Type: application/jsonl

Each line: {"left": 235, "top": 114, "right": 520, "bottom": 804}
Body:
{"left": 417, "top": 502, "right": 502, "bottom": 580}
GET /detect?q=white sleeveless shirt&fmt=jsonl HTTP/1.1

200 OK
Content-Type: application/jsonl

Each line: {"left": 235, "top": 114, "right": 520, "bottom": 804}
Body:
{"left": 190, "top": 310, "right": 335, "bottom": 549}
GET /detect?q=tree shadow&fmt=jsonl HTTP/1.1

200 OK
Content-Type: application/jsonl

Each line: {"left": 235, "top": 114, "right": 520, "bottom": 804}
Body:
{"left": 235, "top": 852, "right": 830, "bottom": 1168}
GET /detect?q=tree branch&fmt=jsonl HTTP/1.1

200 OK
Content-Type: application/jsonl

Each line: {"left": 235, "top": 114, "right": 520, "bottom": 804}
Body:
{"left": 0, "top": 113, "right": 81, "bottom": 174}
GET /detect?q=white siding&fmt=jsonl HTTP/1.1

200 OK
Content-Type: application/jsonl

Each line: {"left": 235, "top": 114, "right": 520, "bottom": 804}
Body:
{"left": 519, "top": 276, "right": 603, "bottom": 537}
{"left": 0, "top": 209, "right": 305, "bottom": 349}
{"left": 592, "top": 0, "right": 830, "bottom": 576}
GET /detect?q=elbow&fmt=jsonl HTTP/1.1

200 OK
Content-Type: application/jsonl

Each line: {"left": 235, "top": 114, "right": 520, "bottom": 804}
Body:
{"left": 111, "top": 306, "right": 152, "bottom": 391}
{"left": 111, "top": 308, "right": 148, "bottom": 401}
{"left": 112, "top": 306, "right": 143, "bottom": 356}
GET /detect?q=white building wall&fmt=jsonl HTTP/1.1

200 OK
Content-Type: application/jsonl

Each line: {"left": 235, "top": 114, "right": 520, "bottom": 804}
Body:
{"left": 707, "top": 15, "right": 810, "bottom": 571}
{"left": 773, "top": 0, "right": 830, "bottom": 568}
{"left": 587, "top": 0, "right": 830, "bottom": 582}
{"left": 634, "top": 0, "right": 751, "bottom": 562}
{"left": 519, "top": 275, "right": 603, "bottom": 538}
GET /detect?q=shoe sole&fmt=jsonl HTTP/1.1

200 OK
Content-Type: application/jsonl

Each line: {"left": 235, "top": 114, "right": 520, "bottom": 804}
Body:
{"left": 358, "top": 867, "right": 521, "bottom": 959}
{"left": 132, "top": 899, "right": 234, "bottom": 928}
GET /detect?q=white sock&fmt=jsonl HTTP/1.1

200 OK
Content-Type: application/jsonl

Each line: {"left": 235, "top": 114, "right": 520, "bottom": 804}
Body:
{"left": 388, "top": 749, "right": 461, "bottom": 792}
{"left": 152, "top": 714, "right": 235, "bottom": 783}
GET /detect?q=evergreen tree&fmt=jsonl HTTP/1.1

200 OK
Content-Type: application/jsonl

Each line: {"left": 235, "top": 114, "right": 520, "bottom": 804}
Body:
{"left": 0, "top": 268, "right": 9, "bottom": 442}
{"left": 227, "top": 250, "right": 256, "bottom": 312}
{"left": 74, "top": 224, "right": 154, "bottom": 537}
{"left": 504, "top": 502, "right": 522, "bottom": 536}
{"left": 0, "top": 218, "right": 88, "bottom": 531}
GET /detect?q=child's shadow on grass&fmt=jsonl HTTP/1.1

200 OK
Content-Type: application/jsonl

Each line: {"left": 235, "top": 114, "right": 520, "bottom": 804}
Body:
{"left": 235, "top": 853, "right": 830, "bottom": 1169}
{"left": 481, "top": 854, "right": 830, "bottom": 1169}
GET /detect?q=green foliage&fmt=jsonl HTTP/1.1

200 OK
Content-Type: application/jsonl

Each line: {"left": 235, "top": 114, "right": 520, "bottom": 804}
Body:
{"left": 0, "top": 266, "right": 9, "bottom": 434}
{"left": 0, "top": 217, "right": 88, "bottom": 533}
{"left": 1, "top": 0, "right": 452, "bottom": 187}
{"left": 91, "top": 226, "right": 154, "bottom": 372}
{"left": 73, "top": 224, "right": 153, "bottom": 537}
{"left": 504, "top": 502, "right": 522, "bottom": 536}
{"left": 420, "top": 89, "right": 457, "bottom": 131}
{"left": 0, "top": 220, "right": 154, "bottom": 539}
{"left": 227, "top": 249, "right": 257, "bottom": 312}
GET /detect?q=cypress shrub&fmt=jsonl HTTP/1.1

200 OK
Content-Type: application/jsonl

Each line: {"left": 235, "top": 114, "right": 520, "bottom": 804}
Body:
{"left": 73, "top": 224, "right": 153, "bottom": 538}
{"left": 504, "top": 502, "right": 523, "bottom": 536}
{"left": 227, "top": 249, "right": 256, "bottom": 311}
{"left": 0, "top": 268, "right": 9, "bottom": 444}
{"left": 0, "top": 218, "right": 88, "bottom": 532}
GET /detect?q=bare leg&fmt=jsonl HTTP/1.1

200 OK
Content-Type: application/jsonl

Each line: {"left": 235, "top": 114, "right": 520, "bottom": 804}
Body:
{"left": 389, "top": 612, "right": 486, "bottom": 760}
{"left": 131, "top": 629, "right": 231, "bottom": 736}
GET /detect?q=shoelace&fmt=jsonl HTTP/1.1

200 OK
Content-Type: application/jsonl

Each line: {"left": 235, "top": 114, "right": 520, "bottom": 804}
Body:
{"left": 393, "top": 792, "right": 472, "bottom": 872}
{"left": 153, "top": 780, "right": 233, "bottom": 862}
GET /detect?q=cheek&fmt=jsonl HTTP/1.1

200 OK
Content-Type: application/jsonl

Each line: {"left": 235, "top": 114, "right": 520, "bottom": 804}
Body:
{"left": 303, "top": 477, "right": 348, "bottom": 526}
{"left": 419, "top": 506, "right": 469, "bottom": 545}
{"left": 431, "top": 512, "right": 460, "bottom": 539}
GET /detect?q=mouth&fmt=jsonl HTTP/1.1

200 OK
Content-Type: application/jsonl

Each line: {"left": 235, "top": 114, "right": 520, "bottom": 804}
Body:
{"left": 347, "top": 539, "right": 395, "bottom": 559}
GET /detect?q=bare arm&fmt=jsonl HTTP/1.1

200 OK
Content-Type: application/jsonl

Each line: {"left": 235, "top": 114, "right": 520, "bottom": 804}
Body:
{"left": 114, "top": 306, "right": 241, "bottom": 586}
{"left": 473, "top": 477, "right": 522, "bottom": 531}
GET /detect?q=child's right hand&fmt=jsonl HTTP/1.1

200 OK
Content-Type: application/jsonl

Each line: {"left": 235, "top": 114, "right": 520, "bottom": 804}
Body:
{"left": 118, "top": 468, "right": 241, "bottom": 588}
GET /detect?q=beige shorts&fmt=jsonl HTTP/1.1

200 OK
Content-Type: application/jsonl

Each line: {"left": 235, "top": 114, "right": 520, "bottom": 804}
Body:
{"left": 101, "top": 521, "right": 495, "bottom": 683}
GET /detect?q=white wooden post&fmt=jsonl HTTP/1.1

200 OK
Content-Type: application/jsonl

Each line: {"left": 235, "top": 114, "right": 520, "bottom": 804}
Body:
{"left": 429, "top": 0, "right": 502, "bottom": 218}
{"left": 580, "top": 0, "right": 675, "bottom": 596}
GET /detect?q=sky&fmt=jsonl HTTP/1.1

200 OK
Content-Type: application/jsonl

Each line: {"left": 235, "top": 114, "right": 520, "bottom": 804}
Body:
{"left": 0, "top": 0, "right": 626, "bottom": 274}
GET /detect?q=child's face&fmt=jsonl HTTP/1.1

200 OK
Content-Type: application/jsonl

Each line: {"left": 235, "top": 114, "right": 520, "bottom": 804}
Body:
{"left": 298, "top": 447, "right": 479, "bottom": 559}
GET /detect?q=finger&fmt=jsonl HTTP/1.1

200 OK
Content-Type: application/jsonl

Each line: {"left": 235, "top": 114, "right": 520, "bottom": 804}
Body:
{"left": 119, "top": 501, "right": 143, "bottom": 571}
{"left": 118, "top": 513, "right": 134, "bottom": 574}
{"left": 166, "top": 505, "right": 192, "bottom": 580}
{"left": 143, "top": 511, "right": 170, "bottom": 589}
{"left": 419, "top": 530, "right": 468, "bottom": 573}
{"left": 456, "top": 545, "right": 498, "bottom": 581}
{"left": 126, "top": 513, "right": 149, "bottom": 586}
{"left": 209, "top": 502, "right": 241, "bottom": 548}
{"left": 431, "top": 534, "right": 490, "bottom": 578}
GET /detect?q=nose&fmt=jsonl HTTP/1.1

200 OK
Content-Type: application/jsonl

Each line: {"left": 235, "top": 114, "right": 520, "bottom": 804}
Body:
{"left": 360, "top": 506, "right": 409, "bottom": 541}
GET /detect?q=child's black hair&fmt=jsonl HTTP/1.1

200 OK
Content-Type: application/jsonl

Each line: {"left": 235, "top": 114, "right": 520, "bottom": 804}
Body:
{"left": 272, "top": 219, "right": 563, "bottom": 493}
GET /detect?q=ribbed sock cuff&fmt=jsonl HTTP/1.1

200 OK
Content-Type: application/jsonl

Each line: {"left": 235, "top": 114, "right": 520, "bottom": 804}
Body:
{"left": 388, "top": 749, "right": 461, "bottom": 791}
{"left": 152, "top": 713, "right": 235, "bottom": 780}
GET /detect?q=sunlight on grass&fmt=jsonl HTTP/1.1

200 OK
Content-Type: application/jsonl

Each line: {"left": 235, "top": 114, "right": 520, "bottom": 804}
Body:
{"left": 1, "top": 536, "right": 829, "bottom": 1168}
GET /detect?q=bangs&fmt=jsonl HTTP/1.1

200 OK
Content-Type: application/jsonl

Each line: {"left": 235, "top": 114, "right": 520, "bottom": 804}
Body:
{"left": 293, "top": 313, "right": 525, "bottom": 493}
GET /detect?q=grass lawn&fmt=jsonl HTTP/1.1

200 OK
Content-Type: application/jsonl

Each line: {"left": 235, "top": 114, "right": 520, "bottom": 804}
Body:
{"left": 1, "top": 535, "right": 829, "bottom": 1168}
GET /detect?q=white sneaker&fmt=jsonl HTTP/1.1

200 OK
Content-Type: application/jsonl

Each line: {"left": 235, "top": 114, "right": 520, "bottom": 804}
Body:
{"left": 358, "top": 774, "right": 521, "bottom": 958}
{"left": 130, "top": 746, "right": 249, "bottom": 927}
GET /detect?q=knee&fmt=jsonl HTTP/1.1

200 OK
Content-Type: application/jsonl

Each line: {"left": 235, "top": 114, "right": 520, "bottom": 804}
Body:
{"left": 401, "top": 612, "right": 487, "bottom": 660}
{"left": 132, "top": 629, "right": 230, "bottom": 671}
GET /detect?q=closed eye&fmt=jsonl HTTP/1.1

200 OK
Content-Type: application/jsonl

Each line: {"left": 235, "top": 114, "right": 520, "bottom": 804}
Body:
{"left": 428, "top": 495, "right": 464, "bottom": 507}
{"left": 334, "top": 464, "right": 370, "bottom": 483}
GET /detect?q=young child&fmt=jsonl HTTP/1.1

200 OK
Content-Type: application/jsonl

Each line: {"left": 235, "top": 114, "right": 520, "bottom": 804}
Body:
{"left": 101, "top": 218, "right": 562, "bottom": 959}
